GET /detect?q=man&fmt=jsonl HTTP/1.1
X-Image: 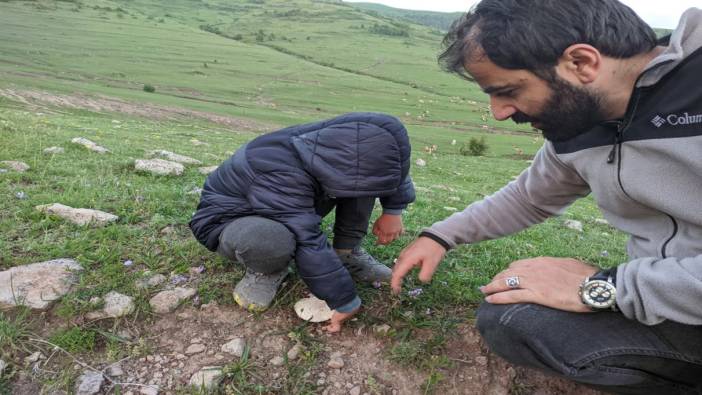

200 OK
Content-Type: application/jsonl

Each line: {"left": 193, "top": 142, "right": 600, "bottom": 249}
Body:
{"left": 391, "top": 0, "right": 702, "bottom": 393}
{"left": 190, "top": 112, "right": 414, "bottom": 332}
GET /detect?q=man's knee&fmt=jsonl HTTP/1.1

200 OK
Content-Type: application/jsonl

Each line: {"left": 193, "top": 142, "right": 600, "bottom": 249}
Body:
{"left": 218, "top": 216, "right": 295, "bottom": 273}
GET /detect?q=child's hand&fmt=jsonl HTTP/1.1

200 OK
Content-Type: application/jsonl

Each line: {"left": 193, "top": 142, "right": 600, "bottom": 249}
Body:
{"left": 324, "top": 308, "right": 360, "bottom": 333}
{"left": 372, "top": 213, "right": 404, "bottom": 245}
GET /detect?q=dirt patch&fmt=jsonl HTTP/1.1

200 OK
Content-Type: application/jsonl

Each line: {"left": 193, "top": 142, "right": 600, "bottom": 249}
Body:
{"left": 0, "top": 88, "right": 275, "bottom": 133}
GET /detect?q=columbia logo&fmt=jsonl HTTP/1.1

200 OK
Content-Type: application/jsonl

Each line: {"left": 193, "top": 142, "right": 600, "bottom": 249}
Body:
{"left": 651, "top": 115, "right": 666, "bottom": 128}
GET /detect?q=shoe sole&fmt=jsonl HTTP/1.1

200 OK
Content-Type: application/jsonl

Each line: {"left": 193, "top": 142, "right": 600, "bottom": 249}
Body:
{"left": 233, "top": 292, "right": 269, "bottom": 312}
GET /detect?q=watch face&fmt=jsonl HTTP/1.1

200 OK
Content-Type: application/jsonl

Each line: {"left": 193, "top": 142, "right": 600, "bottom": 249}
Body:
{"left": 581, "top": 279, "right": 616, "bottom": 309}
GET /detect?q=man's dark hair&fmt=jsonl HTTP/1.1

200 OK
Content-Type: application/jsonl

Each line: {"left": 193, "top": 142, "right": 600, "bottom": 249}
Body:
{"left": 439, "top": 0, "right": 658, "bottom": 80}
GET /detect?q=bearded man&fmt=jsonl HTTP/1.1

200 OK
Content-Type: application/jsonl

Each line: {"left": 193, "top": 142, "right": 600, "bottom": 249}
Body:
{"left": 391, "top": 0, "right": 702, "bottom": 393}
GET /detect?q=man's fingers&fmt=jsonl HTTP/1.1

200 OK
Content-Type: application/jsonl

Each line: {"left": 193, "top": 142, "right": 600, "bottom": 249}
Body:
{"left": 417, "top": 259, "right": 439, "bottom": 283}
{"left": 484, "top": 289, "right": 532, "bottom": 304}
{"left": 481, "top": 273, "right": 523, "bottom": 295}
{"left": 391, "top": 258, "right": 417, "bottom": 294}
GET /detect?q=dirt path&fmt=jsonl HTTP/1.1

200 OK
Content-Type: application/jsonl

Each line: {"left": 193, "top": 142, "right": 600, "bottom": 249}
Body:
{"left": 0, "top": 88, "right": 275, "bottom": 133}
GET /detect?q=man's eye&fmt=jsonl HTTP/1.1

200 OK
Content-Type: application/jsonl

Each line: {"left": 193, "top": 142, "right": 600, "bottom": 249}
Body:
{"left": 496, "top": 90, "right": 516, "bottom": 98}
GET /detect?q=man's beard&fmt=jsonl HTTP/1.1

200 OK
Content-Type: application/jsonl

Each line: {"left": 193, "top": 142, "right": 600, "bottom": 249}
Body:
{"left": 511, "top": 78, "right": 607, "bottom": 142}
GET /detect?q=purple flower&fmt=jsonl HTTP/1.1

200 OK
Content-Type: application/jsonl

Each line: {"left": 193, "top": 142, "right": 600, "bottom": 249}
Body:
{"left": 372, "top": 281, "right": 382, "bottom": 289}
{"left": 601, "top": 250, "right": 609, "bottom": 257}
{"left": 123, "top": 260, "right": 133, "bottom": 267}
{"left": 171, "top": 274, "right": 188, "bottom": 285}
{"left": 407, "top": 288, "right": 423, "bottom": 298}
{"left": 195, "top": 265, "right": 205, "bottom": 274}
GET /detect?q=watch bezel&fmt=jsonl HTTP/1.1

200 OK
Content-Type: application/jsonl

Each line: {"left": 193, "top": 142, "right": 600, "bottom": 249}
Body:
{"left": 580, "top": 278, "right": 617, "bottom": 310}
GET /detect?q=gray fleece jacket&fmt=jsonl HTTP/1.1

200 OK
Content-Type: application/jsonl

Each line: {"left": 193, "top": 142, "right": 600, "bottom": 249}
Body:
{"left": 424, "top": 8, "right": 702, "bottom": 326}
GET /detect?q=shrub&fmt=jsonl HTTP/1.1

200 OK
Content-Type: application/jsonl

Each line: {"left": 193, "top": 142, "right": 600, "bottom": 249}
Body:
{"left": 460, "top": 137, "right": 488, "bottom": 156}
{"left": 143, "top": 84, "right": 156, "bottom": 93}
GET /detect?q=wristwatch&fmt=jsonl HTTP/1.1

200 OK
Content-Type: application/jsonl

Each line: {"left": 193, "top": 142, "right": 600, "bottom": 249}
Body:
{"left": 579, "top": 268, "right": 618, "bottom": 311}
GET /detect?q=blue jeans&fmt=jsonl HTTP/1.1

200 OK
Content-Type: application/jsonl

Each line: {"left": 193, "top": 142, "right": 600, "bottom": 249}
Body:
{"left": 477, "top": 302, "right": 702, "bottom": 394}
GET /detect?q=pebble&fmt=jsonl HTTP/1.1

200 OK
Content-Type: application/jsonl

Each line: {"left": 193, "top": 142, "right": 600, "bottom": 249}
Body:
{"left": 75, "top": 371, "right": 104, "bottom": 395}
{"left": 105, "top": 363, "right": 124, "bottom": 377}
{"left": 564, "top": 219, "right": 584, "bottom": 232}
{"left": 221, "top": 337, "right": 246, "bottom": 357}
{"left": 139, "top": 385, "right": 159, "bottom": 395}
{"left": 270, "top": 356, "right": 285, "bottom": 367}
{"left": 287, "top": 343, "right": 303, "bottom": 361}
{"left": 350, "top": 386, "right": 361, "bottom": 395}
{"left": 185, "top": 343, "right": 206, "bottom": 355}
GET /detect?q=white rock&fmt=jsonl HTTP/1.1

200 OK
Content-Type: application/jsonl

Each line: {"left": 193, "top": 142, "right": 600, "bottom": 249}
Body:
{"left": 105, "top": 363, "right": 124, "bottom": 377}
{"left": 75, "top": 371, "right": 104, "bottom": 395}
{"left": 0, "top": 161, "right": 30, "bottom": 172}
{"left": 270, "top": 356, "right": 285, "bottom": 367}
{"left": 101, "top": 291, "right": 134, "bottom": 318}
{"left": 71, "top": 137, "right": 109, "bottom": 154}
{"left": 0, "top": 359, "right": 6, "bottom": 375}
{"left": 443, "top": 206, "right": 458, "bottom": 212}
{"left": 43, "top": 147, "right": 65, "bottom": 154}
{"left": 139, "top": 385, "right": 159, "bottom": 395}
{"left": 450, "top": 139, "right": 457, "bottom": 146}
{"left": 0, "top": 259, "right": 82, "bottom": 310}
{"left": 149, "top": 287, "right": 196, "bottom": 313}
{"left": 415, "top": 158, "right": 426, "bottom": 167}
{"left": 185, "top": 343, "right": 206, "bottom": 355}
{"left": 287, "top": 343, "right": 303, "bottom": 361}
{"left": 350, "top": 386, "right": 361, "bottom": 395}
{"left": 564, "top": 219, "right": 584, "bottom": 232}
{"left": 135, "top": 274, "right": 167, "bottom": 290}
{"left": 189, "top": 367, "right": 223, "bottom": 389}
{"left": 134, "top": 159, "right": 184, "bottom": 176}
{"left": 36, "top": 203, "right": 118, "bottom": 226}
{"left": 148, "top": 150, "right": 202, "bottom": 165}
{"left": 327, "top": 356, "right": 344, "bottom": 369}
{"left": 294, "top": 295, "right": 333, "bottom": 323}
{"left": 25, "top": 351, "right": 44, "bottom": 364}
{"left": 221, "top": 338, "right": 246, "bottom": 357}
{"left": 594, "top": 218, "right": 610, "bottom": 226}
{"left": 198, "top": 166, "right": 218, "bottom": 175}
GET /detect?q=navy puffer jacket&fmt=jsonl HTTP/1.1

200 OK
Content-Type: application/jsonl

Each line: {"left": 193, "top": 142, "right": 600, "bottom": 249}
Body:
{"left": 190, "top": 113, "right": 415, "bottom": 309}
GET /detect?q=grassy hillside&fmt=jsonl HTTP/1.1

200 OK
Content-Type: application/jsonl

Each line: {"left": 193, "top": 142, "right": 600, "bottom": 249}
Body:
{"left": 0, "top": 0, "right": 534, "bottom": 134}
{"left": 348, "top": 2, "right": 464, "bottom": 31}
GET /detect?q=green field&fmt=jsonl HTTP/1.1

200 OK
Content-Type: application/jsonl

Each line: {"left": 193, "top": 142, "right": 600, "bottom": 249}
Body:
{"left": 0, "top": 0, "right": 627, "bottom": 393}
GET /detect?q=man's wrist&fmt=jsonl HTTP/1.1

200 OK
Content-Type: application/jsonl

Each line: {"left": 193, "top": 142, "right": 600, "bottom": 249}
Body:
{"left": 418, "top": 231, "right": 451, "bottom": 251}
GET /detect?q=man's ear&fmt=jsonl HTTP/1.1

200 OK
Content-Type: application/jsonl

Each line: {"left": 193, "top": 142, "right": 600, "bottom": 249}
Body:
{"left": 556, "top": 44, "right": 602, "bottom": 84}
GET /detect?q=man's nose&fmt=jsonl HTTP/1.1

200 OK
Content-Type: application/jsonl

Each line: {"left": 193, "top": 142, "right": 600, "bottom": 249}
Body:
{"left": 489, "top": 97, "right": 518, "bottom": 121}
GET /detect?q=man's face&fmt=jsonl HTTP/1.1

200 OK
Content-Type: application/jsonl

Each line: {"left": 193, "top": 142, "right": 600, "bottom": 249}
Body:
{"left": 465, "top": 55, "right": 607, "bottom": 141}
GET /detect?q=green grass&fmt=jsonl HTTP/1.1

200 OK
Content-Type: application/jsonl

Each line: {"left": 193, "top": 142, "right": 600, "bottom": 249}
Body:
{"left": 0, "top": 0, "right": 630, "bottom": 392}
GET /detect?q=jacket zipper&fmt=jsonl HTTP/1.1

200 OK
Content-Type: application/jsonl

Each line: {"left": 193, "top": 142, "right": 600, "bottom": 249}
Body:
{"left": 605, "top": 89, "right": 678, "bottom": 258}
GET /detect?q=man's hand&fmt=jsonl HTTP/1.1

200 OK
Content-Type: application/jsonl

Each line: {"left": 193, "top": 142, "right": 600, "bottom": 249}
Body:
{"left": 391, "top": 236, "right": 447, "bottom": 294}
{"left": 324, "top": 308, "right": 360, "bottom": 333}
{"left": 372, "top": 213, "right": 404, "bottom": 245}
{"left": 480, "top": 257, "right": 599, "bottom": 312}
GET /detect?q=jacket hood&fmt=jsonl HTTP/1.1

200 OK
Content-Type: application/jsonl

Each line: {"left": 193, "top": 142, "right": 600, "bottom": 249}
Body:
{"left": 639, "top": 7, "right": 702, "bottom": 88}
{"left": 290, "top": 114, "right": 411, "bottom": 198}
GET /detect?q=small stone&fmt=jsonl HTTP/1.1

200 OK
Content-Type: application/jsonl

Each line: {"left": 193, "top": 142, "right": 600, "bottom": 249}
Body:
{"left": 0, "top": 161, "right": 30, "bottom": 172}
{"left": 350, "top": 386, "right": 361, "bottom": 395}
{"left": 564, "top": 219, "right": 584, "bottom": 232}
{"left": 100, "top": 291, "right": 135, "bottom": 318}
{"left": 135, "top": 274, "right": 167, "bottom": 289}
{"left": 75, "top": 371, "right": 104, "bottom": 395}
{"left": 105, "top": 363, "right": 124, "bottom": 377}
{"left": 221, "top": 338, "right": 246, "bottom": 357}
{"left": 135, "top": 159, "right": 184, "bottom": 176}
{"left": 327, "top": 357, "right": 344, "bottom": 369}
{"left": 270, "top": 356, "right": 285, "bottom": 367}
{"left": 594, "top": 218, "right": 610, "bottom": 226}
{"left": 475, "top": 356, "right": 488, "bottom": 366}
{"left": 373, "top": 324, "right": 391, "bottom": 335}
{"left": 443, "top": 206, "right": 458, "bottom": 212}
{"left": 148, "top": 150, "right": 202, "bottom": 165}
{"left": 149, "top": 287, "right": 196, "bottom": 313}
{"left": 1, "top": 259, "right": 82, "bottom": 310}
{"left": 189, "top": 367, "right": 223, "bottom": 389}
{"left": 25, "top": 352, "right": 43, "bottom": 364}
{"left": 198, "top": 166, "right": 217, "bottom": 175}
{"left": 0, "top": 359, "right": 7, "bottom": 375}
{"left": 287, "top": 343, "right": 303, "bottom": 361}
{"left": 139, "top": 385, "right": 159, "bottom": 395}
{"left": 35, "top": 203, "right": 118, "bottom": 226}
{"left": 15, "top": 191, "right": 28, "bottom": 200}
{"left": 71, "top": 137, "right": 109, "bottom": 154}
{"left": 415, "top": 158, "right": 426, "bottom": 167}
{"left": 43, "top": 147, "right": 65, "bottom": 155}
{"left": 185, "top": 343, "right": 206, "bottom": 355}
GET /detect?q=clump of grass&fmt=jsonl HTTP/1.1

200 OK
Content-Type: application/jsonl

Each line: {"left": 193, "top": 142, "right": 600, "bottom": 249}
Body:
{"left": 142, "top": 84, "right": 156, "bottom": 93}
{"left": 48, "top": 327, "right": 96, "bottom": 353}
{"left": 0, "top": 308, "right": 33, "bottom": 360}
{"left": 460, "top": 137, "right": 489, "bottom": 156}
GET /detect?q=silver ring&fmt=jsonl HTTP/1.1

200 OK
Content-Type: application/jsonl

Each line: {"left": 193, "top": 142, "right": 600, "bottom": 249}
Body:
{"left": 505, "top": 276, "right": 520, "bottom": 288}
